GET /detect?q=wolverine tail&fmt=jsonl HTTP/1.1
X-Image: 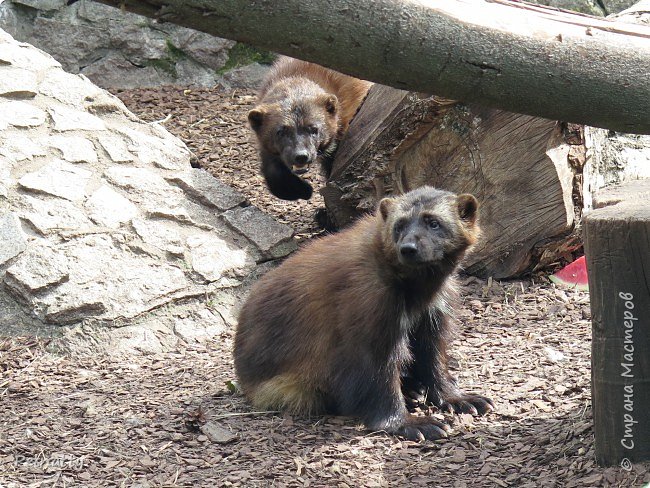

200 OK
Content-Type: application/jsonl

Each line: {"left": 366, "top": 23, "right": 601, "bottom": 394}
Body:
{"left": 247, "top": 374, "right": 325, "bottom": 416}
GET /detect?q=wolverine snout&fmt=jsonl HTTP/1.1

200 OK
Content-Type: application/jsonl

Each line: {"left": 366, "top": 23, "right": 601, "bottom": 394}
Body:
{"left": 399, "top": 241, "right": 419, "bottom": 259}
{"left": 294, "top": 153, "right": 310, "bottom": 166}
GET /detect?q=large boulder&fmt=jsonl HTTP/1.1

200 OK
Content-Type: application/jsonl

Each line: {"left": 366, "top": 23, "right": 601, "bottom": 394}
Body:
{"left": 0, "top": 28, "right": 295, "bottom": 352}
{"left": 0, "top": 0, "right": 242, "bottom": 88}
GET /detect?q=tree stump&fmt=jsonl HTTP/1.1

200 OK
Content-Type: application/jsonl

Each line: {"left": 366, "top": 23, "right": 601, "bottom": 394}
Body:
{"left": 584, "top": 179, "right": 650, "bottom": 466}
{"left": 323, "top": 84, "right": 584, "bottom": 279}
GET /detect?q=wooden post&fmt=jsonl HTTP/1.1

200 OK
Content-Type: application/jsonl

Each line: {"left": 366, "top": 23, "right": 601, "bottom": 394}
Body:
{"left": 584, "top": 179, "right": 650, "bottom": 466}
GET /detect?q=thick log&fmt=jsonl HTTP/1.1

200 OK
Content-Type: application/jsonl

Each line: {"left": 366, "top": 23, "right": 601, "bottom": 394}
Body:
{"left": 324, "top": 84, "right": 582, "bottom": 279}
{"left": 584, "top": 179, "right": 650, "bottom": 466}
{"left": 90, "top": 0, "right": 650, "bottom": 134}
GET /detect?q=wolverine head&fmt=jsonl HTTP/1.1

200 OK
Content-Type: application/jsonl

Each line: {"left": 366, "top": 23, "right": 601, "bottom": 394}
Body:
{"left": 248, "top": 82, "right": 339, "bottom": 174}
{"left": 378, "top": 187, "right": 479, "bottom": 269}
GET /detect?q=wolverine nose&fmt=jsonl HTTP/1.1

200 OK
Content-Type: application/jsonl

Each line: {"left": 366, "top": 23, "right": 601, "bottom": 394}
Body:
{"left": 400, "top": 242, "right": 418, "bottom": 258}
{"left": 294, "top": 153, "right": 310, "bottom": 166}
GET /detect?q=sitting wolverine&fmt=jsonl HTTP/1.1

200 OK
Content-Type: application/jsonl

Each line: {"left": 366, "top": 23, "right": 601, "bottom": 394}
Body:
{"left": 248, "top": 56, "right": 371, "bottom": 200}
{"left": 234, "top": 186, "right": 493, "bottom": 441}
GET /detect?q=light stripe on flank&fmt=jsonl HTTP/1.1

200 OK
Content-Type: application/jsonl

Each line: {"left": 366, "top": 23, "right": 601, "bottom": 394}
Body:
{"left": 249, "top": 374, "right": 325, "bottom": 416}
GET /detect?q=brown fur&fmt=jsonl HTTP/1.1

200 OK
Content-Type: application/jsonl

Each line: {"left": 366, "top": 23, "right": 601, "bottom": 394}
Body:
{"left": 248, "top": 57, "right": 372, "bottom": 201}
{"left": 234, "top": 186, "right": 493, "bottom": 441}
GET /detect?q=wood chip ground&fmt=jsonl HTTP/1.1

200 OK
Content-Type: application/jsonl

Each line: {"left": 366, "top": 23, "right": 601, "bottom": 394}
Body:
{"left": 1, "top": 86, "right": 648, "bottom": 487}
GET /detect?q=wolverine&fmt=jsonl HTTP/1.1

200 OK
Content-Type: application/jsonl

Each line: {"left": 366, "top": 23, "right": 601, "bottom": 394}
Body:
{"left": 234, "top": 186, "right": 493, "bottom": 440}
{"left": 248, "top": 56, "right": 371, "bottom": 200}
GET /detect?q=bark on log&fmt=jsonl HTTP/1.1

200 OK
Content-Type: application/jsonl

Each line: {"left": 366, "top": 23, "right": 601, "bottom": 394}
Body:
{"left": 91, "top": 0, "right": 650, "bottom": 134}
{"left": 323, "top": 85, "right": 584, "bottom": 279}
{"left": 584, "top": 179, "right": 650, "bottom": 466}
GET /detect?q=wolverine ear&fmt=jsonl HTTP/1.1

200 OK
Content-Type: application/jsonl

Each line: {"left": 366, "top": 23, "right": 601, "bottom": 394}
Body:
{"left": 318, "top": 94, "right": 338, "bottom": 115}
{"left": 379, "top": 197, "right": 396, "bottom": 221}
{"left": 457, "top": 194, "right": 479, "bottom": 225}
{"left": 248, "top": 107, "right": 266, "bottom": 131}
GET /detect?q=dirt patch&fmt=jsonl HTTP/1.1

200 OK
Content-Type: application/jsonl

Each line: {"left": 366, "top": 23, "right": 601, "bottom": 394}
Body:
{"left": 1, "top": 85, "right": 649, "bottom": 487}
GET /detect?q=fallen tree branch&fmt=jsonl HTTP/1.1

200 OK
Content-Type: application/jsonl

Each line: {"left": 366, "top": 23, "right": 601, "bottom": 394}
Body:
{"left": 91, "top": 0, "right": 650, "bottom": 133}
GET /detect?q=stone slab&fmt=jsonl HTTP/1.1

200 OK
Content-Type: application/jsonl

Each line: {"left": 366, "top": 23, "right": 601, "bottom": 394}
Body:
{"left": 117, "top": 126, "right": 191, "bottom": 170}
{"left": 49, "top": 104, "right": 106, "bottom": 131}
{"left": 4, "top": 244, "right": 69, "bottom": 298}
{"left": 97, "top": 134, "right": 134, "bottom": 163}
{"left": 38, "top": 234, "right": 189, "bottom": 324}
{"left": 0, "top": 133, "right": 47, "bottom": 161}
{"left": 0, "top": 100, "right": 46, "bottom": 127}
{"left": 186, "top": 233, "right": 252, "bottom": 282}
{"left": 0, "top": 212, "right": 27, "bottom": 265}
{"left": 167, "top": 169, "right": 246, "bottom": 211}
{"left": 48, "top": 135, "right": 98, "bottom": 163}
{"left": 223, "top": 206, "right": 296, "bottom": 258}
{"left": 85, "top": 184, "right": 139, "bottom": 228}
{"left": 18, "top": 159, "right": 92, "bottom": 201}
{"left": 39, "top": 67, "right": 104, "bottom": 108}
{"left": 0, "top": 66, "right": 38, "bottom": 98}
{"left": 19, "top": 194, "right": 94, "bottom": 234}
{"left": 131, "top": 218, "right": 185, "bottom": 256}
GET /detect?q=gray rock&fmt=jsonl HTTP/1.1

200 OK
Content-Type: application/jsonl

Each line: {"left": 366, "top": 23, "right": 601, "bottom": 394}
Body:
{"left": 223, "top": 206, "right": 297, "bottom": 259}
{"left": 18, "top": 159, "right": 92, "bottom": 201}
{"left": 603, "top": 0, "right": 637, "bottom": 13}
{"left": 30, "top": 15, "right": 110, "bottom": 74}
{"left": 0, "top": 0, "right": 242, "bottom": 89}
{"left": 169, "top": 30, "right": 234, "bottom": 71}
{"left": 4, "top": 244, "right": 69, "bottom": 298}
{"left": 175, "top": 58, "right": 218, "bottom": 88}
{"left": 0, "top": 65, "right": 37, "bottom": 98}
{"left": 0, "top": 212, "right": 28, "bottom": 265}
{"left": 0, "top": 100, "right": 46, "bottom": 127}
{"left": 48, "top": 135, "right": 98, "bottom": 163}
{"left": 201, "top": 421, "right": 236, "bottom": 444}
{"left": 81, "top": 52, "right": 176, "bottom": 90}
{"left": 167, "top": 169, "right": 246, "bottom": 211}
{"left": 530, "top": 0, "right": 605, "bottom": 15}
{"left": 219, "top": 63, "right": 270, "bottom": 91}
{"left": 13, "top": 0, "right": 66, "bottom": 11}
{"left": 85, "top": 184, "right": 139, "bottom": 228}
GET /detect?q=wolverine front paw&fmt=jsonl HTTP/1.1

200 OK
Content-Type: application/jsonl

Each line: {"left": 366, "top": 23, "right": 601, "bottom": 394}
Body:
{"left": 393, "top": 415, "right": 451, "bottom": 441}
{"left": 439, "top": 393, "right": 494, "bottom": 416}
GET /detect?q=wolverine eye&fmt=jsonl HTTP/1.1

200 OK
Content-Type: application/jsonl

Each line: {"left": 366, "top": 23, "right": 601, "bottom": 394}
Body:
{"left": 423, "top": 216, "right": 440, "bottom": 229}
{"left": 276, "top": 126, "right": 291, "bottom": 137}
{"left": 308, "top": 126, "right": 319, "bottom": 135}
{"left": 394, "top": 219, "right": 407, "bottom": 234}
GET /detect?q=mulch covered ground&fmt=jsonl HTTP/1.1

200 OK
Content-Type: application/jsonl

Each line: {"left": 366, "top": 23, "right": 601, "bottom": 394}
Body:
{"left": 1, "top": 85, "right": 649, "bottom": 487}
